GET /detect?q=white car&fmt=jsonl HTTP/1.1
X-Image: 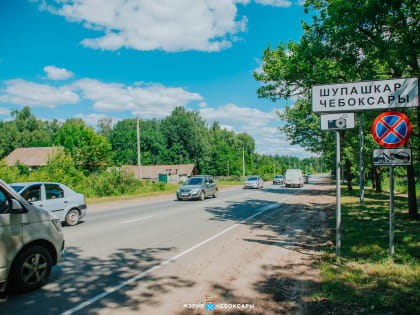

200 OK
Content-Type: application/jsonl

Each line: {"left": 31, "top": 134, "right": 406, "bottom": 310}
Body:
{"left": 285, "top": 169, "right": 304, "bottom": 188}
{"left": 10, "top": 182, "right": 87, "bottom": 226}
{"left": 244, "top": 176, "right": 264, "bottom": 189}
{"left": 0, "top": 178, "right": 64, "bottom": 294}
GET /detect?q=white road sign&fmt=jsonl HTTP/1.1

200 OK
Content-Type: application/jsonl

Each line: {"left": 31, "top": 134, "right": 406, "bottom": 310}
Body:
{"left": 320, "top": 113, "right": 355, "bottom": 130}
{"left": 372, "top": 148, "right": 412, "bottom": 166}
{"left": 312, "top": 77, "right": 418, "bottom": 113}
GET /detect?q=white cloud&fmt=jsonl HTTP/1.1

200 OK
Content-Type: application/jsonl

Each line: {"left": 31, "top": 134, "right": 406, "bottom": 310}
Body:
{"left": 199, "top": 102, "right": 208, "bottom": 108}
{"left": 44, "top": 65, "right": 74, "bottom": 80}
{"left": 75, "top": 113, "right": 120, "bottom": 127}
{"left": 200, "top": 103, "right": 311, "bottom": 158}
{"left": 38, "top": 0, "right": 250, "bottom": 52}
{"left": 254, "top": 0, "right": 292, "bottom": 7}
{"left": 220, "top": 124, "right": 234, "bottom": 131}
{"left": 72, "top": 79, "right": 203, "bottom": 118}
{"left": 0, "top": 79, "right": 79, "bottom": 108}
{"left": 199, "top": 103, "right": 277, "bottom": 127}
{"left": 0, "top": 107, "right": 10, "bottom": 116}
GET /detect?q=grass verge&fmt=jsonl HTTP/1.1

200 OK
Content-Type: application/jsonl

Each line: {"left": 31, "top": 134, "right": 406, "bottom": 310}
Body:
{"left": 87, "top": 184, "right": 180, "bottom": 204}
{"left": 315, "top": 186, "right": 420, "bottom": 314}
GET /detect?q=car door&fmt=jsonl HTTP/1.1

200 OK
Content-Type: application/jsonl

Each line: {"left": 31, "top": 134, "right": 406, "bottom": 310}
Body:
{"left": 42, "top": 184, "right": 66, "bottom": 221}
{"left": 204, "top": 178, "right": 211, "bottom": 195}
{"left": 0, "top": 188, "right": 22, "bottom": 281}
{"left": 209, "top": 178, "right": 216, "bottom": 194}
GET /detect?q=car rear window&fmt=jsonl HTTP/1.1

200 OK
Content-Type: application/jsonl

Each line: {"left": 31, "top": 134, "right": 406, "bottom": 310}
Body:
{"left": 45, "top": 184, "right": 64, "bottom": 199}
{"left": 247, "top": 177, "right": 258, "bottom": 181}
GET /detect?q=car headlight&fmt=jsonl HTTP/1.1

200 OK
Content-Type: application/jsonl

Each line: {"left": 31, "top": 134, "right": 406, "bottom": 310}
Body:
{"left": 51, "top": 218, "right": 62, "bottom": 232}
{"left": 191, "top": 188, "right": 200, "bottom": 193}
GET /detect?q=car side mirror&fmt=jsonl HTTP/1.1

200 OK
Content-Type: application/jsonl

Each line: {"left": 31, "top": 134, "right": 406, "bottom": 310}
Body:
{"left": 11, "top": 199, "right": 25, "bottom": 214}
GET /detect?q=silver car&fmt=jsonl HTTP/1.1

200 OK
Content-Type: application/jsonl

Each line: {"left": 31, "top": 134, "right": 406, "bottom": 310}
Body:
{"left": 176, "top": 175, "right": 218, "bottom": 201}
{"left": 10, "top": 182, "right": 87, "bottom": 226}
{"left": 244, "top": 176, "right": 264, "bottom": 189}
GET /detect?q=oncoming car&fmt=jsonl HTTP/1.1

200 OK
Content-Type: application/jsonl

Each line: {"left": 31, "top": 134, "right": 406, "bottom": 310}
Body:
{"left": 244, "top": 176, "right": 264, "bottom": 189}
{"left": 10, "top": 182, "right": 87, "bottom": 226}
{"left": 176, "top": 176, "right": 218, "bottom": 201}
{"left": 273, "top": 175, "right": 284, "bottom": 185}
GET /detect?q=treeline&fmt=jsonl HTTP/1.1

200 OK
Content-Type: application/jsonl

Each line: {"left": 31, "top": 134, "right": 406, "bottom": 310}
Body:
{"left": 0, "top": 106, "right": 325, "bottom": 180}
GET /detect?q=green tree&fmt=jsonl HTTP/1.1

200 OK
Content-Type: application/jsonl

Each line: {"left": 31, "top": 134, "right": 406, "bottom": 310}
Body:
{"left": 56, "top": 119, "right": 111, "bottom": 171}
{"left": 255, "top": 0, "right": 419, "bottom": 217}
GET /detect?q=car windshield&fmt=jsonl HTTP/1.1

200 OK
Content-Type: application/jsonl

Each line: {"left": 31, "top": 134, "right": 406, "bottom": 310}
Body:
{"left": 247, "top": 177, "right": 258, "bottom": 181}
{"left": 275, "top": 176, "right": 283, "bottom": 178}
{"left": 10, "top": 185, "right": 24, "bottom": 192}
{"left": 184, "top": 178, "right": 204, "bottom": 185}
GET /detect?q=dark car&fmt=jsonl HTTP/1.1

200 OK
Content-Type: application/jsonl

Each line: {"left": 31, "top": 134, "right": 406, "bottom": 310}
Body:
{"left": 176, "top": 175, "right": 218, "bottom": 201}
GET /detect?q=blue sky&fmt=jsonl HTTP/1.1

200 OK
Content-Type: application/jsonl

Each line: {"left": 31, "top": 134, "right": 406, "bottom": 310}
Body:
{"left": 0, "top": 0, "right": 312, "bottom": 158}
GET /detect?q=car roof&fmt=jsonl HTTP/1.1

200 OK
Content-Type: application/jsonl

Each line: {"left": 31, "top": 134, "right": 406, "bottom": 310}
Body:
{"left": 10, "top": 182, "right": 63, "bottom": 186}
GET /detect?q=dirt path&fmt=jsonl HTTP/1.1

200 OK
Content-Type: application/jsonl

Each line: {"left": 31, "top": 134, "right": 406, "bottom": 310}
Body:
{"left": 96, "top": 178, "right": 335, "bottom": 315}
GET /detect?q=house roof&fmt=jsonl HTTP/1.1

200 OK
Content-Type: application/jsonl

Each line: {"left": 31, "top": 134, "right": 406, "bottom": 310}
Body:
{"left": 4, "top": 147, "right": 63, "bottom": 167}
{"left": 122, "top": 164, "right": 196, "bottom": 179}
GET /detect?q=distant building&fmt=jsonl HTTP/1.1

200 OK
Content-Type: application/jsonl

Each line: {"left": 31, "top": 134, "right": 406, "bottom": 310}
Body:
{"left": 4, "top": 147, "right": 64, "bottom": 167}
{"left": 122, "top": 164, "right": 196, "bottom": 184}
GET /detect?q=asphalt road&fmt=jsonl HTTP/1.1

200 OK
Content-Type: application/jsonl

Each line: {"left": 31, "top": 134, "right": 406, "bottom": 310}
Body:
{"left": 0, "top": 175, "right": 327, "bottom": 315}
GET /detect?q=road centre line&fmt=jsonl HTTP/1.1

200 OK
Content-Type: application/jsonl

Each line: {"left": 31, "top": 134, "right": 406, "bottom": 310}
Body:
{"left": 120, "top": 216, "right": 153, "bottom": 224}
{"left": 62, "top": 192, "right": 296, "bottom": 315}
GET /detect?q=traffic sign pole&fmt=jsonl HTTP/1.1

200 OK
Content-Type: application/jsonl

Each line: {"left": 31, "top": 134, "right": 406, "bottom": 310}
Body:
{"left": 389, "top": 166, "right": 395, "bottom": 257}
{"left": 359, "top": 114, "right": 364, "bottom": 203}
{"left": 336, "top": 131, "right": 341, "bottom": 257}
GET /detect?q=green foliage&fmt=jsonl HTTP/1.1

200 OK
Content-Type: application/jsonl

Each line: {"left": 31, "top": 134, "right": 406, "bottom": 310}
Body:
{"left": 56, "top": 119, "right": 112, "bottom": 171}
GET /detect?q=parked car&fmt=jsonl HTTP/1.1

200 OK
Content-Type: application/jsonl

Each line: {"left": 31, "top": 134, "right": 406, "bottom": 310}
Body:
{"left": 285, "top": 169, "right": 304, "bottom": 188}
{"left": 176, "top": 175, "right": 218, "bottom": 201}
{"left": 273, "top": 175, "right": 284, "bottom": 185}
{"left": 0, "top": 178, "right": 64, "bottom": 294}
{"left": 244, "top": 176, "right": 264, "bottom": 189}
{"left": 10, "top": 182, "right": 87, "bottom": 226}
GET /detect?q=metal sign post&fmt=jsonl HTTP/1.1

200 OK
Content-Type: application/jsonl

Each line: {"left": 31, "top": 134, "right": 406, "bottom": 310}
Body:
{"left": 389, "top": 166, "right": 395, "bottom": 256}
{"left": 336, "top": 131, "right": 341, "bottom": 257}
{"left": 373, "top": 148, "right": 412, "bottom": 257}
{"left": 359, "top": 114, "right": 364, "bottom": 203}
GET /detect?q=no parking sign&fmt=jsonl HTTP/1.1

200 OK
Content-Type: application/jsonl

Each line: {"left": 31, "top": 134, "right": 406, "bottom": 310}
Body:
{"left": 372, "top": 111, "right": 411, "bottom": 147}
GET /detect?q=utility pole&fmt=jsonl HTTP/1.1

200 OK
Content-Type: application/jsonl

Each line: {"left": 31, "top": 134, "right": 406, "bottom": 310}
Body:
{"left": 273, "top": 158, "right": 276, "bottom": 177}
{"left": 136, "top": 116, "right": 142, "bottom": 180}
{"left": 180, "top": 154, "right": 183, "bottom": 165}
{"left": 242, "top": 147, "right": 245, "bottom": 177}
{"left": 227, "top": 159, "right": 229, "bottom": 177}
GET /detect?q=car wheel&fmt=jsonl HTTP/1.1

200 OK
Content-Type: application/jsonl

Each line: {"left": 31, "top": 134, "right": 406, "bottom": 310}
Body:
{"left": 199, "top": 191, "right": 205, "bottom": 201}
{"left": 65, "top": 209, "right": 80, "bottom": 226}
{"left": 177, "top": 195, "right": 182, "bottom": 201}
{"left": 213, "top": 189, "right": 218, "bottom": 198}
{"left": 9, "top": 246, "right": 52, "bottom": 293}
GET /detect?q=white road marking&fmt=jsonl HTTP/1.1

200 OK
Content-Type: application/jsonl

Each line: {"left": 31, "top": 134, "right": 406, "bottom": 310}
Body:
{"left": 119, "top": 216, "right": 153, "bottom": 224}
{"left": 62, "top": 193, "right": 296, "bottom": 315}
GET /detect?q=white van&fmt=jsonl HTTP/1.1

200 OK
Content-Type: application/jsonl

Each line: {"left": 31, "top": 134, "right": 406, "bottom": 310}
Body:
{"left": 0, "top": 179, "right": 64, "bottom": 295}
{"left": 285, "top": 169, "right": 304, "bottom": 188}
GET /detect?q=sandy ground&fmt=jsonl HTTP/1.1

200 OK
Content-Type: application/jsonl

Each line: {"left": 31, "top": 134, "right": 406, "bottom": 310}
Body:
{"left": 94, "top": 178, "right": 335, "bottom": 315}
